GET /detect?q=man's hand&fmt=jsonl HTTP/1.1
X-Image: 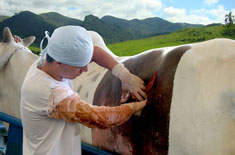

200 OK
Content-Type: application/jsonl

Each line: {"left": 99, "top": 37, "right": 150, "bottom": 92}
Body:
{"left": 127, "top": 99, "right": 147, "bottom": 116}
{"left": 112, "top": 63, "right": 147, "bottom": 101}
{"left": 121, "top": 72, "right": 147, "bottom": 101}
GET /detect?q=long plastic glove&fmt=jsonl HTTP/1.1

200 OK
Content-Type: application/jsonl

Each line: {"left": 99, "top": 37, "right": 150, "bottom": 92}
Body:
{"left": 49, "top": 86, "right": 146, "bottom": 129}
{"left": 112, "top": 63, "right": 147, "bottom": 101}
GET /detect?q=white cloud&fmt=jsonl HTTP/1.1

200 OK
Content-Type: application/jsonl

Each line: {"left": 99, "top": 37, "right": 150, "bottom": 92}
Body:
{"left": 208, "top": 5, "right": 228, "bottom": 23}
{"left": 232, "top": 9, "right": 235, "bottom": 15}
{"left": 163, "top": 6, "right": 211, "bottom": 24}
{"left": 0, "top": 0, "right": 163, "bottom": 20}
{"left": 203, "top": 0, "right": 219, "bottom": 5}
{"left": 0, "top": 0, "right": 233, "bottom": 25}
{"left": 163, "top": 7, "right": 187, "bottom": 18}
{"left": 163, "top": 5, "right": 232, "bottom": 25}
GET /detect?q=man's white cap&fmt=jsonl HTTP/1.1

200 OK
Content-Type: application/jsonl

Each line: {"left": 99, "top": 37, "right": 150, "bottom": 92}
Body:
{"left": 40, "top": 26, "right": 93, "bottom": 67}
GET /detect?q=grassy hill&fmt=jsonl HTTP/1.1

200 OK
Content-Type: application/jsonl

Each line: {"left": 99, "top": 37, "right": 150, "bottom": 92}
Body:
{"left": 29, "top": 24, "right": 234, "bottom": 55}
{"left": 30, "top": 25, "right": 235, "bottom": 56}
{"left": 107, "top": 25, "right": 235, "bottom": 56}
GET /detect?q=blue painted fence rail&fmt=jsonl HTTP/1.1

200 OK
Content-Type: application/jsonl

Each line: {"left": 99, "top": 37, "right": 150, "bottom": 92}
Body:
{"left": 0, "top": 112, "right": 117, "bottom": 155}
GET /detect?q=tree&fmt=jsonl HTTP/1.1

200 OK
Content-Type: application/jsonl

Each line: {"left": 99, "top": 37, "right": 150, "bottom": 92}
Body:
{"left": 225, "top": 12, "right": 235, "bottom": 25}
{"left": 222, "top": 12, "right": 235, "bottom": 38}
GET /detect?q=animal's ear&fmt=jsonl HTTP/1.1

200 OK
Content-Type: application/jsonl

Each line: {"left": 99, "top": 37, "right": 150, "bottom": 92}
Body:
{"left": 2, "top": 27, "right": 13, "bottom": 43}
{"left": 23, "top": 36, "right": 35, "bottom": 47}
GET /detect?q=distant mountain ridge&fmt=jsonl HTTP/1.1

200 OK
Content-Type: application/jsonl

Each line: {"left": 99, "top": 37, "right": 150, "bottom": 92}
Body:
{"left": 0, "top": 11, "right": 56, "bottom": 44}
{"left": 0, "top": 16, "right": 9, "bottom": 22}
{"left": 40, "top": 12, "right": 82, "bottom": 27}
{"left": 0, "top": 11, "right": 204, "bottom": 44}
{"left": 101, "top": 16, "right": 202, "bottom": 37}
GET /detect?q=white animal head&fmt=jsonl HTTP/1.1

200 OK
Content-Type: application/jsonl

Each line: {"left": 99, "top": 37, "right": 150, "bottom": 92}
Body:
{"left": 0, "top": 27, "right": 35, "bottom": 69}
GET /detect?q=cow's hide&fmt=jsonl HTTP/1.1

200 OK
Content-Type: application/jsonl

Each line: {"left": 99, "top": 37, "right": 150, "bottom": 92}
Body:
{"left": 0, "top": 27, "right": 38, "bottom": 118}
{"left": 92, "top": 46, "right": 190, "bottom": 154}
{"left": 169, "top": 39, "right": 235, "bottom": 155}
{"left": 1, "top": 27, "right": 235, "bottom": 155}
{"left": 89, "top": 38, "right": 235, "bottom": 155}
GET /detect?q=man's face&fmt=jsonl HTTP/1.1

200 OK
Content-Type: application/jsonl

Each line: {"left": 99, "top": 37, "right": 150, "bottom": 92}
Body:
{"left": 58, "top": 63, "right": 88, "bottom": 79}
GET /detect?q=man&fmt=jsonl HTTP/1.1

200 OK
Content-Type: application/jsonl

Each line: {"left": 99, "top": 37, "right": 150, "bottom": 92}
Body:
{"left": 20, "top": 25, "right": 147, "bottom": 155}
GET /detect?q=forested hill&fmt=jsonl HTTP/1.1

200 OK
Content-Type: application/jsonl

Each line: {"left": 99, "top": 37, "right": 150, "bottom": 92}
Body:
{"left": 0, "top": 11, "right": 203, "bottom": 45}
{"left": 0, "top": 16, "right": 9, "bottom": 22}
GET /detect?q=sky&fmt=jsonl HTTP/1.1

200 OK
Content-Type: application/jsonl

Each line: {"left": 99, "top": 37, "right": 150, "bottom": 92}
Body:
{"left": 0, "top": 0, "right": 234, "bottom": 25}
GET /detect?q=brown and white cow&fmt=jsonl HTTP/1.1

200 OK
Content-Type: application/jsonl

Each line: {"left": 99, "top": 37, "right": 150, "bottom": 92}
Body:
{"left": 1, "top": 27, "right": 235, "bottom": 155}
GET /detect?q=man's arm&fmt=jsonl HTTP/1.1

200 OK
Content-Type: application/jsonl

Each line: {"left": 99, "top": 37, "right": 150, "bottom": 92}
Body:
{"left": 49, "top": 86, "right": 146, "bottom": 129}
{"left": 91, "top": 46, "right": 147, "bottom": 101}
{"left": 91, "top": 46, "right": 118, "bottom": 70}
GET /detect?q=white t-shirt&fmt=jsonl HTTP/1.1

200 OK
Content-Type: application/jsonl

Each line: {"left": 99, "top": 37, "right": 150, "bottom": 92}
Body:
{"left": 20, "top": 58, "right": 81, "bottom": 155}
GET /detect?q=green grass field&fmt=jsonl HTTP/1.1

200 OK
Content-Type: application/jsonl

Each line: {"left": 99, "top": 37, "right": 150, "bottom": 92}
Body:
{"left": 107, "top": 25, "right": 235, "bottom": 56}
{"left": 29, "top": 25, "right": 235, "bottom": 56}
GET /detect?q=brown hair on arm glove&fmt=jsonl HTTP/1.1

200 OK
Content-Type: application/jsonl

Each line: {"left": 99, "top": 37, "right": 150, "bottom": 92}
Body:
{"left": 49, "top": 86, "right": 146, "bottom": 129}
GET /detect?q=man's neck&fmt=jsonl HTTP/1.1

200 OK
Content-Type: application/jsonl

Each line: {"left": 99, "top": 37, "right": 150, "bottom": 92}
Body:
{"left": 38, "top": 60, "right": 62, "bottom": 81}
